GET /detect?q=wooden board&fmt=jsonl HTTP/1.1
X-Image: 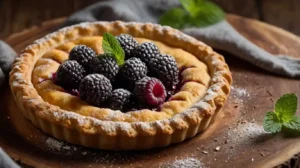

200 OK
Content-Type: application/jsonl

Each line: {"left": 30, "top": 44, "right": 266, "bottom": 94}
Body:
{"left": 1, "top": 15, "right": 300, "bottom": 168}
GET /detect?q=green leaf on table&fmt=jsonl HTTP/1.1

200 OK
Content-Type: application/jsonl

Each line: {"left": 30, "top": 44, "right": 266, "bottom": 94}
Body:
{"left": 283, "top": 116, "right": 300, "bottom": 131}
{"left": 275, "top": 93, "right": 298, "bottom": 122}
{"left": 102, "top": 33, "right": 125, "bottom": 65}
{"left": 159, "top": 7, "right": 188, "bottom": 29}
{"left": 263, "top": 111, "right": 282, "bottom": 133}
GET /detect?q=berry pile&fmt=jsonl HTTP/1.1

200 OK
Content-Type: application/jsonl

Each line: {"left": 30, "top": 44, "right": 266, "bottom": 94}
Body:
{"left": 54, "top": 33, "right": 179, "bottom": 112}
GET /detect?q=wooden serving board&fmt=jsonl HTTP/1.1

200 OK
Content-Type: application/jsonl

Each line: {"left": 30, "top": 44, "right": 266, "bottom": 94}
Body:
{"left": 1, "top": 15, "right": 300, "bottom": 168}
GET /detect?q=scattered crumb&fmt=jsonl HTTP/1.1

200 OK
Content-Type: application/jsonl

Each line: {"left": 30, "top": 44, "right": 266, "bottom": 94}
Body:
{"left": 260, "top": 152, "right": 265, "bottom": 157}
{"left": 266, "top": 90, "right": 273, "bottom": 96}
{"left": 82, "top": 151, "right": 87, "bottom": 156}
{"left": 251, "top": 158, "right": 254, "bottom": 162}
{"left": 63, "top": 146, "right": 71, "bottom": 150}
{"left": 202, "top": 151, "right": 208, "bottom": 154}
{"left": 215, "top": 146, "right": 221, "bottom": 151}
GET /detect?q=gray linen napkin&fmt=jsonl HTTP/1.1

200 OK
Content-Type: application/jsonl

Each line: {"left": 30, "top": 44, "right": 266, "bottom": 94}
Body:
{"left": 0, "top": 41, "right": 17, "bottom": 88}
{"left": 0, "top": 148, "right": 20, "bottom": 168}
{"left": 63, "top": 0, "right": 300, "bottom": 78}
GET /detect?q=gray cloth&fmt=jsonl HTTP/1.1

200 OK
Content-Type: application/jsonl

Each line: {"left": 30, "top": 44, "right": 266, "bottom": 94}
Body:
{"left": 63, "top": 0, "right": 300, "bottom": 78}
{"left": 0, "top": 41, "right": 17, "bottom": 87}
{"left": 0, "top": 148, "right": 20, "bottom": 168}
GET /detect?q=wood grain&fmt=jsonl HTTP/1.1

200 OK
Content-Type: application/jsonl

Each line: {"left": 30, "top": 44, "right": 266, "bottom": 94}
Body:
{"left": 261, "top": 0, "right": 300, "bottom": 36}
{"left": 211, "top": 0, "right": 260, "bottom": 19}
{"left": 1, "top": 15, "right": 300, "bottom": 168}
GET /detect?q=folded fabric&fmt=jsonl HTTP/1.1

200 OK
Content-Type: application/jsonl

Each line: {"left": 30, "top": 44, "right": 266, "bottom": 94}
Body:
{"left": 63, "top": 0, "right": 300, "bottom": 78}
{"left": 0, "top": 41, "right": 17, "bottom": 88}
{"left": 0, "top": 148, "right": 20, "bottom": 168}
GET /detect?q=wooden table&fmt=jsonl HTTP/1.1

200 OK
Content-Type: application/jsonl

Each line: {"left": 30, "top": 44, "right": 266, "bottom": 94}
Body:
{"left": 0, "top": 0, "right": 300, "bottom": 38}
{"left": 1, "top": 15, "right": 300, "bottom": 168}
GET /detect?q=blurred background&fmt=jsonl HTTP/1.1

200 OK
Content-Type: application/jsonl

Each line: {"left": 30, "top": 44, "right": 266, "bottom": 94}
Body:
{"left": 0, "top": 0, "right": 299, "bottom": 38}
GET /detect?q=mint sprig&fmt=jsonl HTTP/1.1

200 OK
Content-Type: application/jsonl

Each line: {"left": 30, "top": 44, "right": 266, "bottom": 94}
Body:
{"left": 102, "top": 33, "right": 125, "bottom": 65}
{"left": 159, "top": 0, "right": 225, "bottom": 29}
{"left": 263, "top": 94, "right": 299, "bottom": 133}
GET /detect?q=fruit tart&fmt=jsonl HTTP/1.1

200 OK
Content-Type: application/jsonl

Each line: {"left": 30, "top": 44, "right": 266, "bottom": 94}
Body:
{"left": 9, "top": 21, "right": 232, "bottom": 150}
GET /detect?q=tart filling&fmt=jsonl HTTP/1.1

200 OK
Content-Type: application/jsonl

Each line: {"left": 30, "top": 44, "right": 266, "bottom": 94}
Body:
{"left": 32, "top": 36, "right": 211, "bottom": 122}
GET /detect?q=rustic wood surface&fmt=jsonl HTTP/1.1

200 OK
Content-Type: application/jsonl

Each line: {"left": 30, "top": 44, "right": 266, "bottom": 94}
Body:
{"left": 0, "top": 0, "right": 300, "bottom": 38}
{"left": 1, "top": 15, "right": 300, "bottom": 168}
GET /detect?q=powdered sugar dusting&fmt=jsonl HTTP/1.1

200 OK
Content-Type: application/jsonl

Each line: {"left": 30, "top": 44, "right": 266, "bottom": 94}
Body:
{"left": 231, "top": 86, "right": 250, "bottom": 97}
{"left": 162, "top": 157, "right": 203, "bottom": 168}
{"left": 36, "top": 64, "right": 50, "bottom": 71}
{"left": 46, "top": 137, "right": 64, "bottom": 150}
{"left": 230, "top": 86, "right": 250, "bottom": 104}
{"left": 45, "top": 137, "right": 79, "bottom": 155}
{"left": 227, "top": 121, "right": 268, "bottom": 146}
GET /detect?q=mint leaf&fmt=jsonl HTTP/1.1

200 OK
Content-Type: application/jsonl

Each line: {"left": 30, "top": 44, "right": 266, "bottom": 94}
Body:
{"left": 179, "top": 0, "right": 199, "bottom": 17}
{"left": 189, "top": 1, "right": 225, "bottom": 27}
{"left": 283, "top": 116, "right": 300, "bottom": 131}
{"left": 275, "top": 93, "right": 298, "bottom": 122}
{"left": 159, "top": 0, "right": 225, "bottom": 28}
{"left": 159, "top": 8, "right": 188, "bottom": 29}
{"left": 102, "top": 33, "right": 125, "bottom": 65}
{"left": 263, "top": 111, "right": 282, "bottom": 133}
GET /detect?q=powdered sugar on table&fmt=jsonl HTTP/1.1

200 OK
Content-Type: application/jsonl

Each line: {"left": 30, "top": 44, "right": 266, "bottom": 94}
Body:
{"left": 161, "top": 157, "right": 204, "bottom": 168}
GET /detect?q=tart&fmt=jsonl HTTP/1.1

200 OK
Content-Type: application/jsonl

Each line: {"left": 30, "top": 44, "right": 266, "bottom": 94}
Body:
{"left": 9, "top": 21, "right": 232, "bottom": 150}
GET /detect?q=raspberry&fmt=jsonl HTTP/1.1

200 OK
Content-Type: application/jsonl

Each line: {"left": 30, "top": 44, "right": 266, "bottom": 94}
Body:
{"left": 55, "top": 60, "right": 86, "bottom": 89}
{"left": 119, "top": 57, "right": 147, "bottom": 85}
{"left": 79, "top": 74, "right": 112, "bottom": 107}
{"left": 133, "top": 77, "right": 167, "bottom": 106}
{"left": 69, "top": 45, "right": 96, "bottom": 72}
{"left": 92, "top": 54, "right": 119, "bottom": 81}
{"left": 134, "top": 42, "right": 160, "bottom": 65}
{"left": 107, "top": 89, "right": 132, "bottom": 111}
{"left": 116, "top": 34, "right": 138, "bottom": 59}
{"left": 149, "top": 54, "right": 179, "bottom": 90}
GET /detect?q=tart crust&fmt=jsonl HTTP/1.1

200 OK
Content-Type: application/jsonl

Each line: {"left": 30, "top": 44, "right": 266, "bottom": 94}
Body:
{"left": 10, "top": 21, "right": 232, "bottom": 150}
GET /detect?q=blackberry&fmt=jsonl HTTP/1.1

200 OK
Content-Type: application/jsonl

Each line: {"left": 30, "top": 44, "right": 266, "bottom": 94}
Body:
{"left": 149, "top": 54, "right": 179, "bottom": 90}
{"left": 92, "top": 54, "right": 119, "bottom": 81}
{"left": 69, "top": 45, "right": 96, "bottom": 72}
{"left": 119, "top": 57, "right": 147, "bottom": 85}
{"left": 55, "top": 60, "right": 86, "bottom": 90}
{"left": 133, "top": 77, "right": 167, "bottom": 106}
{"left": 107, "top": 89, "right": 132, "bottom": 111}
{"left": 79, "top": 74, "right": 112, "bottom": 107}
{"left": 134, "top": 42, "right": 160, "bottom": 65}
{"left": 116, "top": 34, "right": 138, "bottom": 59}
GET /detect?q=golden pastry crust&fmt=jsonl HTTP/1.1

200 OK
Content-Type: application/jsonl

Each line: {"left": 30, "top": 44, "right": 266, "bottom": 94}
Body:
{"left": 9, "top": 21, "right": 232, "bottom": 150}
